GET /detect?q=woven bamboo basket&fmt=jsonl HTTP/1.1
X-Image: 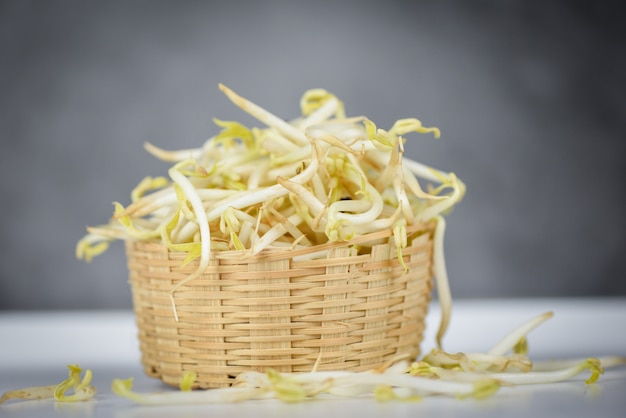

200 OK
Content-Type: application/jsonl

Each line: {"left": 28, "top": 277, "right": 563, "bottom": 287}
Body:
{"left": 125, "top": 222, "right": 436, "bottom": 389}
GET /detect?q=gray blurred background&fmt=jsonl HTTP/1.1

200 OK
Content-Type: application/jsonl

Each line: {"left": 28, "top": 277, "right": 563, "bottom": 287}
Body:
{"left": 1, "top": 0, "right": 624, "bottom": 310}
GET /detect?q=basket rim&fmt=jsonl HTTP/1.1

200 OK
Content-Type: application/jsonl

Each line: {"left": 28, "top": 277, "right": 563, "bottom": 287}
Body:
{"left": 126, "top": 221, "right": 435, "bottom": 262}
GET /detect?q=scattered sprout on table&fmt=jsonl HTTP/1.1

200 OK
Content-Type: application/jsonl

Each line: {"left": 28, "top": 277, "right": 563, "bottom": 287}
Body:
{"left": 0, "top": 364, "right": 96, "bottom": 405}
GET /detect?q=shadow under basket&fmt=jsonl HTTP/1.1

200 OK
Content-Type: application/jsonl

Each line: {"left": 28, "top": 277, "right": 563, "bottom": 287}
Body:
{"left": 125, "top": 222, "right": 436, "bottom": 389}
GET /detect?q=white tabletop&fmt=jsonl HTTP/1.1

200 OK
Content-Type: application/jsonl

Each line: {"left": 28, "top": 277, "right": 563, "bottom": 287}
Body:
{"left": 1, "top": 298, "right": 625, "bottom": 417}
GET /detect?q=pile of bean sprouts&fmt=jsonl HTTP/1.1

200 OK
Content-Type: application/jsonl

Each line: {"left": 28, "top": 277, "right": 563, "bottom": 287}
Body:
{"left": 76, "top": 84, "right": 464, "bottom": 341}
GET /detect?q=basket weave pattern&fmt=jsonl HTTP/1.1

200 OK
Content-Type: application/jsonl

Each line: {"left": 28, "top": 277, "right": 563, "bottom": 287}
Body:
{"left": 125, "top": 224, "right": 435, "bottom": 388}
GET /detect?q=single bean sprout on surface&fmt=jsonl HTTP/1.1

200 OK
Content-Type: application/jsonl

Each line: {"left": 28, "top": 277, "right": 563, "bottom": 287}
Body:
{"left": 0, "top": 364, "right": 96, "bottom": 405}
